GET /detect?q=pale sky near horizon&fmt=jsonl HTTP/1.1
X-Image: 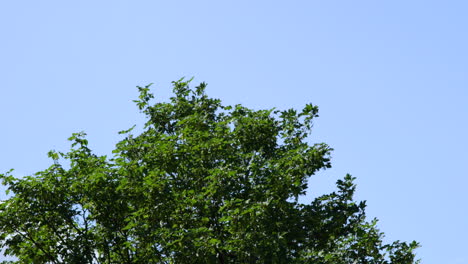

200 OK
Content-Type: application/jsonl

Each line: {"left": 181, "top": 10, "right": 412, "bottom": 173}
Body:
{"left": 1, "top": 1, "right": 467, "bottom": 263}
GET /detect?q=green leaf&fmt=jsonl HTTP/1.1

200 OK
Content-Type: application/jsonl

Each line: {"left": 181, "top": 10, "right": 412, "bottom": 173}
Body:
{"left": 0, "top": 79, "right": 419, "bottom": 263}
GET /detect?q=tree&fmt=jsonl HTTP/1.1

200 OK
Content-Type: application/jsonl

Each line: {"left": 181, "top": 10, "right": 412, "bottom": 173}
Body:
{"left": 0, "top": 79, "right": 419, "bottom": 263}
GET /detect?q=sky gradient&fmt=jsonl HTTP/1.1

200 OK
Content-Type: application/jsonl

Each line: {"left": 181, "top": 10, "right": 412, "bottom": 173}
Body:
{"left": 1, "top": 1, "right": 467, "bottom": 263}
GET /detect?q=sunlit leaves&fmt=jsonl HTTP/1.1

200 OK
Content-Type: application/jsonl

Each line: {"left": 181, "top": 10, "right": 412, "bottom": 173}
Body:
{"left": 0, "top": 79, "right": 419, "bottom": 263}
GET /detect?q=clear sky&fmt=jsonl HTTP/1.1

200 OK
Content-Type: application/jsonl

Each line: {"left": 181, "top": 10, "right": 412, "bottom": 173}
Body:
{"left": 1, "top": 1, "right": 467, "bottom": 262}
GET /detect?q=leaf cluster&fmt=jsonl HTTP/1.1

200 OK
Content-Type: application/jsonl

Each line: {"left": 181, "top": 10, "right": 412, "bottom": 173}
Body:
{"left": 0, "top": 79, "right": 419, "bottom": 263}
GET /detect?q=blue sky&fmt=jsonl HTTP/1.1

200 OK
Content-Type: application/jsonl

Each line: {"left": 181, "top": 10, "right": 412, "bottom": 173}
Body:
{"left": 1, "top": 1, "right": 467, "bottom": 262}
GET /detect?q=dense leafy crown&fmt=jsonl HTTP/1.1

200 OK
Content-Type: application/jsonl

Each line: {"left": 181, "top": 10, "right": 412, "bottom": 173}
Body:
{"left": 0, "top": 79, "right": 419, "bottom": 263}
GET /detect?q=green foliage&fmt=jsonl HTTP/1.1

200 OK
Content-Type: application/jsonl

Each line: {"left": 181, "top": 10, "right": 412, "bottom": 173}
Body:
{"left": 0, "top": 79, "right": 419, "bottom": 263}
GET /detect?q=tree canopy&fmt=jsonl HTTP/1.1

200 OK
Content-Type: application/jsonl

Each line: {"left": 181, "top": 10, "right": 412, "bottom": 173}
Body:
{"left": 0, "top": 79, "right": 419, "bottom": 263}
